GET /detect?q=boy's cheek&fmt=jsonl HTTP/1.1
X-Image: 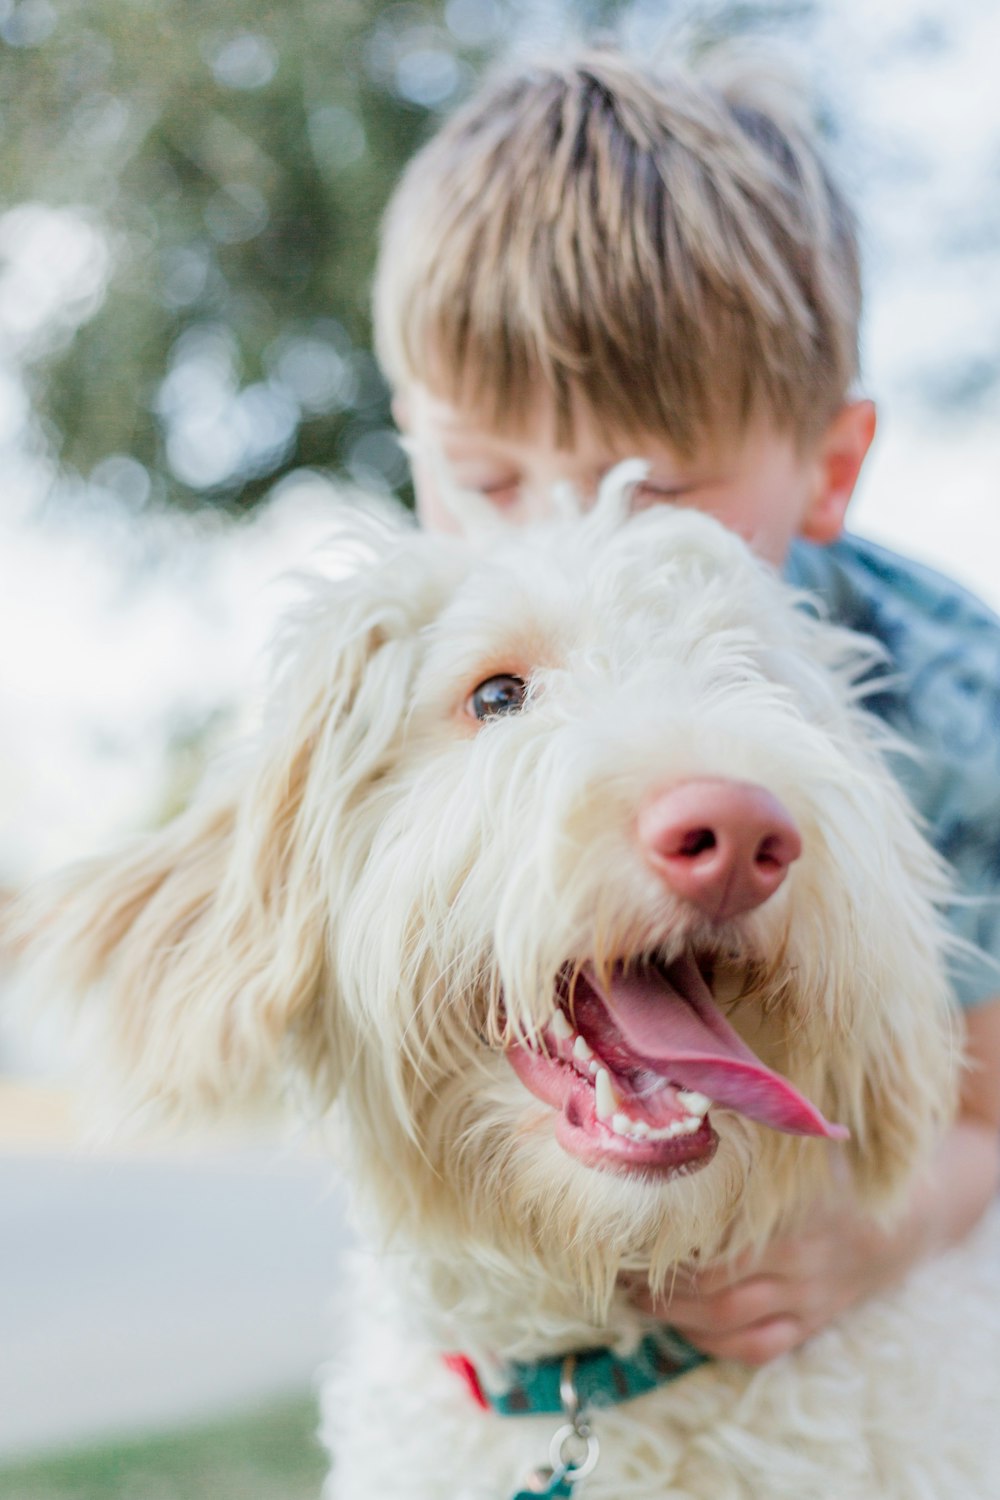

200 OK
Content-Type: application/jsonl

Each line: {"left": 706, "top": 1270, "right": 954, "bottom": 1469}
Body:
{"left": 412, "top": 459, "right": 462, "bottom": 534}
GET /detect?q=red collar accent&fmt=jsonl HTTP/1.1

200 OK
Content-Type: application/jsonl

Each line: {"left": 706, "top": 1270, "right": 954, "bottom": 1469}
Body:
{"left": 443, "top": 1352, "right": 490, "bottom": 1411}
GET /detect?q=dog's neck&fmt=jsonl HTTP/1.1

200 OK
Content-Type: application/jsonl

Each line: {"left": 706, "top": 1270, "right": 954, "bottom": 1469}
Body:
{"left": 369, "top": 1235, "right": 650, "bottom": 1368}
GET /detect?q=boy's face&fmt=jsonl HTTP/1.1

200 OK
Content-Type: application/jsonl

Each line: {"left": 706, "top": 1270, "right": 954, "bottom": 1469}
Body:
{"left": 399, "top": 386, "right": 875, "bottom": 567}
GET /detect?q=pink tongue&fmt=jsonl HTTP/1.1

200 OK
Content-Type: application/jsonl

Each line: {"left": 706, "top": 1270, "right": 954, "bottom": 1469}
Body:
{"left": 584, "top": 956, "right": 848, "bottom": 1141}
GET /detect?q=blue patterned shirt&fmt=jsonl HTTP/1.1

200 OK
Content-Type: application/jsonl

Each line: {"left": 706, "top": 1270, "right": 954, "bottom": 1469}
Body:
{"left": 786, "top": 533, "right": 1000, "bottom": 1009}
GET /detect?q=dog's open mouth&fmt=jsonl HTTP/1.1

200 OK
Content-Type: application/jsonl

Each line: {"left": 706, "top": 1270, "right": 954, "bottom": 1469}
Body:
{"left": 507, "top": 953, "right": 848, "bottom": 1177}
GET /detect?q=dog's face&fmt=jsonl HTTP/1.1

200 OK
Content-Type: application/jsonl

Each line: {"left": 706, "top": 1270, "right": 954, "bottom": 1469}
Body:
{"left": 26, "top": 495, "right": 956, "bottom": 1291}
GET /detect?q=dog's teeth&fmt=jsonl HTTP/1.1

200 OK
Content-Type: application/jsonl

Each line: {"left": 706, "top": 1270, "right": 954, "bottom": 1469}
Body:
{"left": 594, "top": 1072, "right": 706, "bottom": 1141}
{"left": 550, "top": 1010, "right": 573, "bottom": 1042}
{"left": 603, "top": 1114, "right": 707, "bottom": 1143}
{"left": 589, "top": 1060, "right": 598, "bottom": 1076}
{"left": 573, "top": 1035, "right": 593, "bottom": 1063}
{"left": 676, "top": 1090, "right": 712, "bottom": 1118}
{"left": 595, "top": 1067, "right": 618, "bottom": 1121}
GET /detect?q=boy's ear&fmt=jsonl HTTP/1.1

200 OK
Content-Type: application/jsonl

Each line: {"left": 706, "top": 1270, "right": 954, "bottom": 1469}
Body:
{"left": 799, "top": 399, "right": 877, "bottom": 546}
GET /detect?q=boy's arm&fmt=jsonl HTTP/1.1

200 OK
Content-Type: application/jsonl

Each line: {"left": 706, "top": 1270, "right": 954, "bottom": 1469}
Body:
{"left": 640, "top": 997, "right": 1000, "bottom": 1366}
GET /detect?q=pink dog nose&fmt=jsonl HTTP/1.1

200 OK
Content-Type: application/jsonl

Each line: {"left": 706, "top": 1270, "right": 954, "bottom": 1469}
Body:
{"left": 638, "top": 778, "right": 802, "bottom": 922}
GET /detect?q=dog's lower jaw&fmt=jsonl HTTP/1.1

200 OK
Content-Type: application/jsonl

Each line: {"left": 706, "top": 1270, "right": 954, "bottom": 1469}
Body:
{"left": 383, "top": 1047, "right": 817, "bottom": 1308}
{"left": 507, "top": 1040, "right": 720, "bottom": 1178}
{"left": 555, "top": 1104, "right": 720, "bottom": 1178}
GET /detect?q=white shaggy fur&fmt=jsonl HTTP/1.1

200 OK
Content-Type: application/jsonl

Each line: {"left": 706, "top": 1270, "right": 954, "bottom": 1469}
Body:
{"left": 18, "top": 490, "right": 1000, "bottom": 1497}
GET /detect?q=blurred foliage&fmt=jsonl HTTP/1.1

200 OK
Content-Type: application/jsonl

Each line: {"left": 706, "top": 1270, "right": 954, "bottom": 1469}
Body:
{"left": 0, "top": 0, "right": 519, "bottom": 513}
{"left": 0, "top": 0, "right": 819, "bottom": 517}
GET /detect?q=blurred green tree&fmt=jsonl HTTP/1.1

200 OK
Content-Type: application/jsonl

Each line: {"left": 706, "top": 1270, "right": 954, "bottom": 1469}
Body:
{"left": 1, "top": 0, "right": 517, "bottom": 512}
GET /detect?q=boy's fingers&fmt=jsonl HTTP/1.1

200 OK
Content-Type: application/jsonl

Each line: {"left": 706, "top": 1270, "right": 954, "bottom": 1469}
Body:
{"left": 683, "top": 1240, "right": 810, "bottom": 1288}
{"left": 651, "top": 1275, "right": 790, "bottom": 1334}
{"left": 630, "top": 1248, "right": 762, "bottom": 1303}
{"left": 638, "top": 1271, "right": 789, "bottom": 1319}
{"left": 677, "top": 1314, "right": 806, "bottom": 1367}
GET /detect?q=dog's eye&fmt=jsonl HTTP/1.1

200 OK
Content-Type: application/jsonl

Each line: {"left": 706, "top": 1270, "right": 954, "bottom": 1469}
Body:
{"left": 469, "top": 674, "right": 528, "bottom": 721}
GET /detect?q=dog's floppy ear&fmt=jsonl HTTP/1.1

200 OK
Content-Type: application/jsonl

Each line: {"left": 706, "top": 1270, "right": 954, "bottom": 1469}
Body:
{"left": 13, "top": 512, "right": 458, "bottom": 1120}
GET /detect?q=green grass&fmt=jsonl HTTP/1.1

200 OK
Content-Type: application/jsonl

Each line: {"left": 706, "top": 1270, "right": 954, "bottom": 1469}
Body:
{"left": 0, "top": 1394, "right": 326, "bottom": 1500}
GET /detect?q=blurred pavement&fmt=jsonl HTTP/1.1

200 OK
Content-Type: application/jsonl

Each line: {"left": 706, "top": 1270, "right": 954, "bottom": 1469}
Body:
{"left": 0, "top": 1086, "right": 352, "bottom": 1462}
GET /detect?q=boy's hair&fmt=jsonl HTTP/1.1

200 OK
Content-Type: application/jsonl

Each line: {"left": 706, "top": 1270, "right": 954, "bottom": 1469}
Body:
{"left": 374, "top": 48, "right": 861, "bottom": 452}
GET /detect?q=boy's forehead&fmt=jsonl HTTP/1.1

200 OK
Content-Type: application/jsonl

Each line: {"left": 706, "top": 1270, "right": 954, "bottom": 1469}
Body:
{"left": 409, "top": 385, "right": 506, "bottom": 444}
{"left": 411, "top": 383, "right": 552, "bottom": 441}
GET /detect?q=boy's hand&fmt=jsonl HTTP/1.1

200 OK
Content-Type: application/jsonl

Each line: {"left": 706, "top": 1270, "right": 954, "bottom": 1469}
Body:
{"left": 634, "top": 1192, "right": 919, "bottom": 1366}
{"left": 634, "top": 1117, "right": 1000, "bottom": 1366}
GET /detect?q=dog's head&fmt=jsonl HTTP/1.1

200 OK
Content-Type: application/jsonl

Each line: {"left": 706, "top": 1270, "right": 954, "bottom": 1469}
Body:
{"left": 19, "top": 491, "right": 957, "bottom": 1292}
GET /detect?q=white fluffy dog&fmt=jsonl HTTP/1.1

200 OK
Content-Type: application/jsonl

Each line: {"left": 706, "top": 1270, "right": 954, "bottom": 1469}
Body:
{"left": 21, "top": 476, "right": 1000, "bottom": 1498}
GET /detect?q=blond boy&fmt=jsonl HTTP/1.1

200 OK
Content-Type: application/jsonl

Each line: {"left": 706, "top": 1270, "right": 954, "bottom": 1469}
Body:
{"left": 373, "top": 49, "right": 1000, "bottom": 1365}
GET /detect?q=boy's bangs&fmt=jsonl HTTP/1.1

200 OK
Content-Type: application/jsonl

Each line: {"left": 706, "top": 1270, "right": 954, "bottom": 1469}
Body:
{"left": 388, "top": 250, "right": 816, "bottom": 455}
{"left": 404, "top": 304, "right": 732, "bottom": 455}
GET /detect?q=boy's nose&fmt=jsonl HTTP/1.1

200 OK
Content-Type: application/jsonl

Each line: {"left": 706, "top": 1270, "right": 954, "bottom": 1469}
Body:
{"left": 638, "top": 778, "right": 802, "bottom": 922}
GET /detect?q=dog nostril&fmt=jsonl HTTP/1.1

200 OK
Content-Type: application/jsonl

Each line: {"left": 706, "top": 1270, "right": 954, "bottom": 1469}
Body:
{"left": 755, "top": 836, "right": 784, "bottom": 870}
{"left": 678, "top": 828, "right": 717, "bottom": 858}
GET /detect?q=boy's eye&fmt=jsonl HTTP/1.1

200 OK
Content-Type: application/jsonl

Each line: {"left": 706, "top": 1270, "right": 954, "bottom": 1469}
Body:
{"left": 633, "top": 481, "right": 692, "bottom": 507}
{"left": 468, "top": 674, "right": 528, "bottom": 720}
{"left": 474, "top": 478, "right": 520, "bottom": 507}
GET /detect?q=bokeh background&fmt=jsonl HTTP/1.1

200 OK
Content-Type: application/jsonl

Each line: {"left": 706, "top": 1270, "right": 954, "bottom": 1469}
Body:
{"left": 0, "top": 0, "right": 998, "bottom": 1493}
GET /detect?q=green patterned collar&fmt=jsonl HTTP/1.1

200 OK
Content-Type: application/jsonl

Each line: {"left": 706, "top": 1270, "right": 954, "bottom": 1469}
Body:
{"left": 486, "top": 1325, "right": 708, "bottom": 1416}
{"left": 446, "top": 1331, "right": 709, "bottom": 1499}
